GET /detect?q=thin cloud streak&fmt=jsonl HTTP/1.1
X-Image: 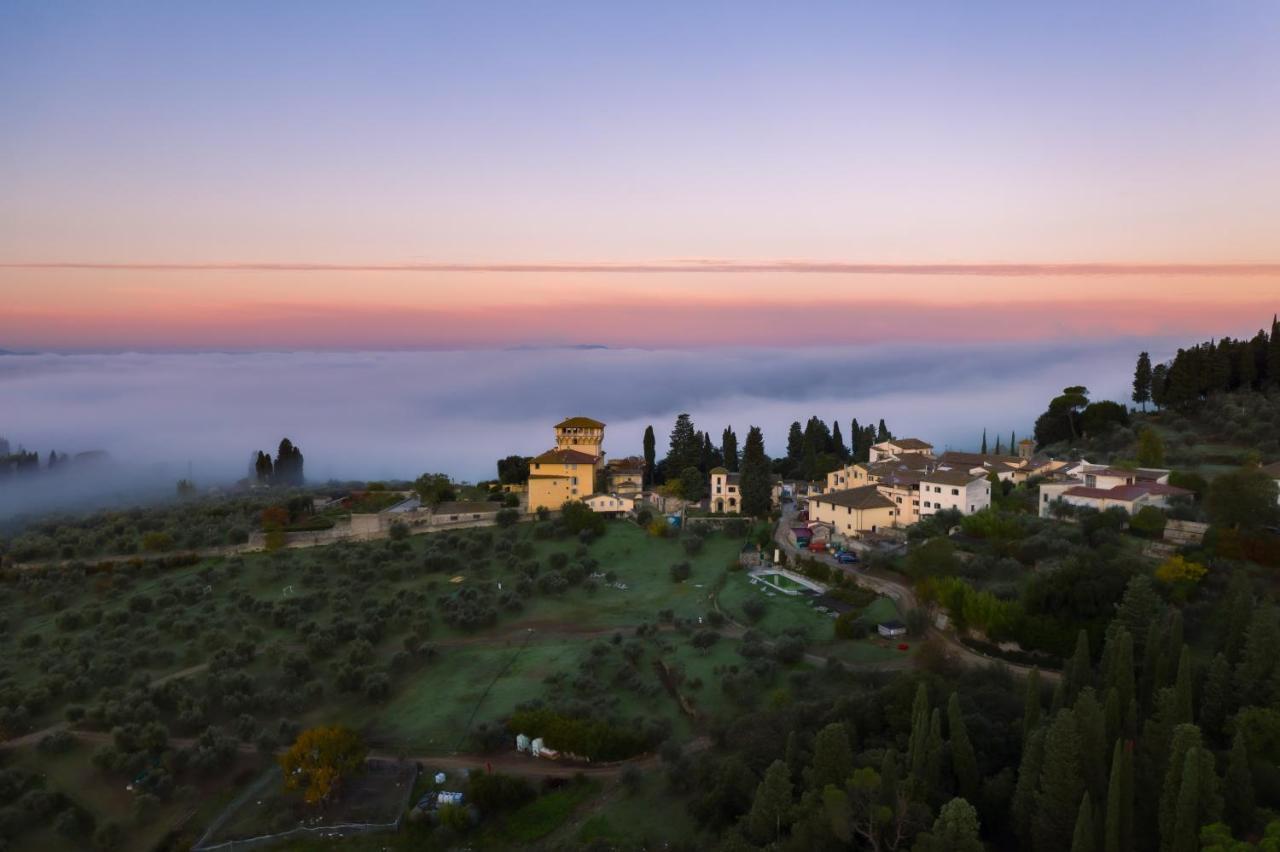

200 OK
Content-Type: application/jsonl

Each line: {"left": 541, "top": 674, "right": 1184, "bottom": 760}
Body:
{"left": 4, "top": 261, "right": 1280, "bottom": 276}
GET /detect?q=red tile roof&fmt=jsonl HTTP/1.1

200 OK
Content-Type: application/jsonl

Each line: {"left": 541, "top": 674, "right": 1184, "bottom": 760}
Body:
{"left": 532, "top": 448, "right": 599, "bottom": 464}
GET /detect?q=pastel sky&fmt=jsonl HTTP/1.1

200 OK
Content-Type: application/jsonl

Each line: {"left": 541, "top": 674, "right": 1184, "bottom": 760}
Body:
{"left": 2, "top": 2, "right": 1278, "bottom": 350}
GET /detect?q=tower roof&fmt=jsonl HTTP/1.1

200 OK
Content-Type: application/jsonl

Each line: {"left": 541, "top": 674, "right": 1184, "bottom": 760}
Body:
{"left": 556, "top": 416, "right": 605, "bottom": 429}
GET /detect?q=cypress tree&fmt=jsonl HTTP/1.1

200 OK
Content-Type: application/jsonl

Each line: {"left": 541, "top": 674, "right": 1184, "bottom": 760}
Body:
{"left": 877, "top": 418, "right": 890, "bottom": 441}
{"left": 948, "top": 693, "right": 980, "bottom": 803}
{"left": 1172, "top": 645, "right": 1193, "bottom": 725}
{"left": 642, "top": 425, "right": 656, "bottom": 486}
{"left": 738, "top": 426, "right": 772, "bottom": 517}
{"left": 1024, "top": 668, "right": 1042, "bottom": 740}
{"left": 981, "top": 429, "right": 988, "bottom": 454}
{"left": 809, "top": 722, "right": 853, "bottom": 791}
{"left": 1103, "top": 687, "right": 1121, "bottom": 750}
{"left": 1050, "top": 675, "right": 1066, "bottom": 715}
{"left": 1035, "top": 709, "right": 1085, "bottom": 852}
{"left": 1066, "top": 629, "right": 1092, "bottom": 702}
{"left": 831, "top": 420, "right": 847, "bottom": 460}
{"left": 1102, "top": 627, "right": 1136, "bottom": 719}
{"left": 880, "top": 747, "right": 900, "bottom": 808}
{"left": 1223, "top": 729, "right": 1255, "bottom": 836}
{"left": 1170, "top": 744, "right": 1222, "bottom": 852}
{"left": 1221, "top": 574, "right": 1254, "bottom": 664}
{"left": 1071, "top": 792, "right": 1095, "bottom": 852}
{"left": 1157, "top": 724, "right": 1202, "bottom": 851}
{"left": 1104, "top": 739, "right": 1133, "bottom": 852}
{"left": 849, "top": 418, "right": 861, "bottom": 462}
{"left": 1010, "top": 430, "right": 1017, "bottom": 454}
{"left": 784, "top": 730, "right": 803, "bottom": 781}
{"left": 1074, "top": 688, "right": 1108, "bottom": 801}
{"left": 1199, "top": 653, "right": 1232, "bottom": 742}
{"left": 1234, "top": 607, "right": 1280, "bottom": 709}
{"left": 995, "top": 434, "right": 1003, "bottom": 454}
{"left": 1012, "top": 726, "right": 1047, "bottom": 847}
{"left": 1114, "top": 576, "right": 1162, "bottom": 661}
{"left": 720, "top": 426, "right": 739, "bottom": 472}
{"left": 747, "top": 759, "right": 793, "bottom": 844}
{"left": 1268, "top": 315, "right": 1280, "bottom": 387}
{"left": 907, "top": 682, "right": 930, "bottom": 775}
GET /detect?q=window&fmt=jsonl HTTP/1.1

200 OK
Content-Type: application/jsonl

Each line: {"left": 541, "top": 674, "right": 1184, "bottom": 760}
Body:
{"left": 951, "top": 488, "right": 959, "bottom": 495}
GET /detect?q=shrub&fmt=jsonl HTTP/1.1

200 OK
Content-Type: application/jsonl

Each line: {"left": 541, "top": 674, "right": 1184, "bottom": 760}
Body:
{"left": 742, "top": 598, "right": 766, "bottom": 623}
{"left": 669, "top": 562, "right": 692, "bottom": 583}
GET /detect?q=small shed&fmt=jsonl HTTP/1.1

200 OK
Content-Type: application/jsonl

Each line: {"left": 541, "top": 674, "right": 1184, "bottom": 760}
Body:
{"left": 877, "top": 619, "right": 907, "bottom": 638}
{"left": 516, "top": 734, "right": 531, "bottom": 753}
{"left": 790, "top": 526, "right": 812, "bottom": 546}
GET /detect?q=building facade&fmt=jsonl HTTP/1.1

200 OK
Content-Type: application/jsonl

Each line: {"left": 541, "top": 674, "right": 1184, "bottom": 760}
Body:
{"left": 527, "top": 417, "right": 607, "bottom": 512}
{"left": 709, "top": 467, "right": 742, "bottom": 513}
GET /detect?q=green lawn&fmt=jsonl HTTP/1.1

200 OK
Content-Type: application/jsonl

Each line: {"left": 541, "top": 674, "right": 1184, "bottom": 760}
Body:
{"left": 716, "top": 570, "right": 834, "bottom": 638}
{"left": 573, "top": 773, "right": 701, "bottom": 848}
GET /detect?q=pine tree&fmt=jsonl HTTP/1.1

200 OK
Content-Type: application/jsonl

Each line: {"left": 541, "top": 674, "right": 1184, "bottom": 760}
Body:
{"left": 1223, "top": 728, "right": 1255, "bottom": 837}
{"left": 786, "top": 421, "right": 805, "bottom": 462}
{"left": 917, "top": 798, "right": 984, "bottom": 852}
{"left": 1024, "top": 668, "right": 1042, "bottom": 740}
{"left": 1034, "top": 710, "right": 1085, "bottom": 852}
{"left": 642, "top": 425, "right": 656, "bottom": 487}
{"left": 948, "top": 693, "right": 980, "bottom": 803}
{"left": 809, "top": 722, "right": 853, "bottom": 791}
{"left": 747, "top": 759, "right": 793, "bottom": 844}
{"left": 667, "top": 414, "right": 700, "bottom": 474}
{"left": 1071, "top": 792, "right": 1095, "bottom": 852}
{"left": 720, "top": 426, "right": 738, "bottom": 472}
{"left": 981, "top": 429, "right": 988, "bottom": 454}
{"left": 1104, "top": 739, "right": 1133, "bottom": 852}
{"left": 738, "top": 426, "right": 772, "bottom": 517}
{"left": 1133, "top": 352, "right": 1153, "bottom": 410}
{"left": 1113, "top": 575, "right": 1162, "bottom": 662}
{"left": 1151, "top": 362, "right": 1169, "bottom": 408}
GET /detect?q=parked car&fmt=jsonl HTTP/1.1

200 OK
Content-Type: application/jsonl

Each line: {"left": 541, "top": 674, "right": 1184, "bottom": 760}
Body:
{"left": 835, "top": 551, "right": 859, "bottom": 564}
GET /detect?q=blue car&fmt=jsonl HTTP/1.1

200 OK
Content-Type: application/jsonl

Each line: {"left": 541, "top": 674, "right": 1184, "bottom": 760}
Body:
{"left": 835, "top": 551, "right": 859, "bottom": 564}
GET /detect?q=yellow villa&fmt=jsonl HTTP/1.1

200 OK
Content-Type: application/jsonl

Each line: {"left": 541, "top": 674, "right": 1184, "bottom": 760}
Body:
{"left": 527, "top": 417, "right": 607, "bottom": 512}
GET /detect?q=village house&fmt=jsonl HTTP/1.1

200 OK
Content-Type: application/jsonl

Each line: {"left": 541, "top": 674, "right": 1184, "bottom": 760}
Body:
{"left": 1266, "top": 461, "right": 1280, "bottom": 506}
{"left": 807, "top": 484, "right": 899, "bottom": 538}
{"left": 1037, "top": 461, "right": 1191, "bottom": 517}
{"left": 868, "top": 437, "right": 934, "bottom": 463}
{"left": 708, "top": 467, "right": 742, "bottom": 514}
{"left": 527, "top": 417, "right": 607, "bottom": 513}
{"left": 583, "top": 492, "right": 636, "bottom": 516}
{"left": 605, "top": 456, "right": 646, "bottom": 494}
{"left": 919, "top": 468, "right": 991, "bottom": 516}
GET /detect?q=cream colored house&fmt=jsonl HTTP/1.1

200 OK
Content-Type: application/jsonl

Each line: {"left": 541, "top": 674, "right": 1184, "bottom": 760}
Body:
{"left": 868, "top": 438, "right": 934, "bottom": 463}
{"left": 709, "top": 467, "right": 742, "bottom": 513}
{"left": 605, "top": 456, "right": 646, "bottom": 494}
{"left": 808, "top": 485, "right": 898, "bottom": 538}
{"left": 1038, "top": 478, "right": 1191, "bottom": 518}
{"left": 585, "top": 493, "right": 636, "bottom": 515}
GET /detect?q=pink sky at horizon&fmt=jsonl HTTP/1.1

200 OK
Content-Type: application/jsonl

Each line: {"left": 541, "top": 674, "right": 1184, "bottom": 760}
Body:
{"left": 2, "top": 264, "right": 1276, "bottom": 350}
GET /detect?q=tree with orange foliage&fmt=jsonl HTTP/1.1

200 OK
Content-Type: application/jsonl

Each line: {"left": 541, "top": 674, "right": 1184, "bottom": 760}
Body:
{"left": 278, "top": 726, "right": 368, "bottom": 805}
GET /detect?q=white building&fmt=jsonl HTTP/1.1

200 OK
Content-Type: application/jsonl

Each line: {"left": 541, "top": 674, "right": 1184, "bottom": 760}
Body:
{"left": 1263, "top": 462, "right": 1280, "bottom": 506}
{"left": 868, "top": 438, "right": 934, "bottom": 463}
{"left": 918, "top": 468, "right": 991, "bottom": 516}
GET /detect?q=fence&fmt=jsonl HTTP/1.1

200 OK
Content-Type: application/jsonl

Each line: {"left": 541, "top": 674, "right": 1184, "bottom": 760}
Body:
{"left": 191, "top": 759, "right": 419, "bottom": 851}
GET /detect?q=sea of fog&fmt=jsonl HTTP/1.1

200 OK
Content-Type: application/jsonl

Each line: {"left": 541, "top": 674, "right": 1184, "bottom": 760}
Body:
{"left": 0, "top": 341, "right": 1174, "bottom": 517}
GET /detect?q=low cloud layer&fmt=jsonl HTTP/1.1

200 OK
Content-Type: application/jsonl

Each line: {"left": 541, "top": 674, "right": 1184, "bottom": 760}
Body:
{"left": 0, "top": 340, "right": 1161, "bottom": 516}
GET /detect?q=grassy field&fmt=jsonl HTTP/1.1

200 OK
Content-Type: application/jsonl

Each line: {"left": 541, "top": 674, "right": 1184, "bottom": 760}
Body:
{"left": 571, "top": 772, "right": 701, "bottom": 848}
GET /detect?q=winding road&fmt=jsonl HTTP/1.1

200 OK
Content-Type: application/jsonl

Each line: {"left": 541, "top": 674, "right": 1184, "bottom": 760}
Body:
{"left": 772, "top": 506, "right": 1059, "bottom": 681}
